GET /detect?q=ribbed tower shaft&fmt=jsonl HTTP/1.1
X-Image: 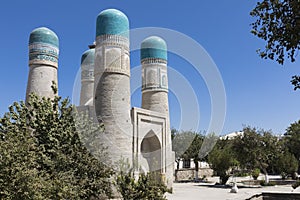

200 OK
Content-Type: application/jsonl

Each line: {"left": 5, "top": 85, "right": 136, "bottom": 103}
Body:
{"left": 26, "top": 27, "right": 59, "bottom": 103}
{"left": 94, "top": 9, "right": 132, "bottom": 164}
{"left": 140, "top": 36, "right": 173, "bottom": 188}
{"left": 80, "top": 48, "right": 95, "bottom": 106}
{"left": 141, "top": 58, "right": 169, "bottom": 116}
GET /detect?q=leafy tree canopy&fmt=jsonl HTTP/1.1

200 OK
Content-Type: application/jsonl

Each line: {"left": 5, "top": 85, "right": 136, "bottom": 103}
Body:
{"left": 251, "top": 0, "right": 300, "bottom": 90}
{"left": 250, "top": 0, "right": 300, "bottom": 64}
{"left": 208, "top": 139, "right": 238, "bottom": 184}
{"left": 285, "top": 120, "right": 300, "bottom": 163}
{"left": 0, "top": 89, "right": 113, "bottom": 199}
{"left": 232, "top": 127, "right": 281, "bottom": 176}
{"left": 172, "top": 130, "right": 204, "bottom": 160}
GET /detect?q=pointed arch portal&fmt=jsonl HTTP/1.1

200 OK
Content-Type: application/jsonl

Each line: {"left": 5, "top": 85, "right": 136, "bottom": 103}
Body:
{"left": 141, "top": 130, "right": 162, "bottom": 173}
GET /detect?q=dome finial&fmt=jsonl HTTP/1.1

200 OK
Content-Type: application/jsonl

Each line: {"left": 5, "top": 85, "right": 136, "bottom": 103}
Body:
{"left": 29, "top": 27, "right": 59, "bottom": 47}
{"left": 81, "top": 49, "right": 95, "bottom": 65}
{"left": 96, "top": 9, "right": 129, "bottom": 38}
{"left": 141, "top": 36, "right": 167, "bottom": 61}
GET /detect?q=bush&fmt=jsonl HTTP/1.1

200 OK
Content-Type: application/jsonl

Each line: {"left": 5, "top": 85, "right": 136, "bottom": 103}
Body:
{"left": 0, "top": 90, "right": 113, "bottom": 199}
{"left": 275, "top": 151, "right": 298, "bottom": 180}
{"left": 235, "top": 171, "right": 250, "bottom": 177}
{"left": 260, "top": 180, "right": 275, "bottom": 186}
{"left": 208, "top": 140, "right": 237, "bottom": 185}
{"left": 116, "top": 171, "right": 169, "bottom": 200}
{"left": 252, "top": 168, "right": 260, "bottom": 180}
{"left": 292, "top": 180, "right": 300, "bottom": 189}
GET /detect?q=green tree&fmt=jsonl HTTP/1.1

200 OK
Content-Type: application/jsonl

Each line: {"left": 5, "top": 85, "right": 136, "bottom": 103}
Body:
{"left": 172, "top": 130, "right": 198, "bottom": 161}
{"left": 116, "top": 172, "right": 168, "bottom": 200}
{"left": 208, "top": 139, "right": 238, "bottom": 185}
{"left": 250, "top": 0, "right": 300, "bottom": 90}
{"left": 275, "top": 150, "right": 298, "bottom": 179}
{"left": 285, "top": 120, "right": 300, "bottom": 170}
{"left": 251, "top": 168, "right": 261, "bottom": 180}
{"left": 115, "top": 160, "right": 168, "bottom": 200}
{"left": 232, "top": 127, "right": 281, "bottom": 183}
{"left": 172, "top": 130, "right": 204, "bottom": 181}
{"left": 250, "top": 0, "right": 300, "bottom": 65}
{"left": 0, "top": 101, "right": 50, "bottom": 199}
{"left": 0, "top": 90, "right": 113, "bottom": 199}
{"left": 171, "top": 128, "right": 186, "bottom": 170}
{"left": 184, "top": 133, "right": 204, "bottom": 181}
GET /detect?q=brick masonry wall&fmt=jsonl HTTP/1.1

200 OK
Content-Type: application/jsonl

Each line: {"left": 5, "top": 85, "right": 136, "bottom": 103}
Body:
{"left": 175, "top": 168, "right": 214, "bottom": 182}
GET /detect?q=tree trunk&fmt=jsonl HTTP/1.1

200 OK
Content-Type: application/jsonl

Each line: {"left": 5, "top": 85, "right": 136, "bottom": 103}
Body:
{"left": 265, "top": 173, "right": 269, "bottom": 183}
{"left": 194, "top": 160, "right": 199, "bottom": 181}
{"left": 262, "top": 168, "right": 269, "bottom": 183}
{"left": 175, "top": 160, "right": 179, "bottom": 182}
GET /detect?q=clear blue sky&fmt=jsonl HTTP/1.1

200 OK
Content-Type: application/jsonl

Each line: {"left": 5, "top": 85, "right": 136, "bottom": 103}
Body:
{"left": 0, "top": 0, "right": 299, "bottom": 135}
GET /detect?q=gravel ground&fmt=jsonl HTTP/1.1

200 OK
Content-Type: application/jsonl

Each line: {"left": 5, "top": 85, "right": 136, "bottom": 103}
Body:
{"left": 166, "top": 176, "right": 294, "bottom": 200}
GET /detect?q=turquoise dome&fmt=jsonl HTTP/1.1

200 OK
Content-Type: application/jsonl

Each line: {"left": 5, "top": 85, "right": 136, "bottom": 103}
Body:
{"left": 29, "top": 27, "right": 59, "bottom": 47}
{"left": 96, "top": 9, "right": 129, "bottom": 38}
{"left": 141, "top": 36, "right": 167, "bottom": 61}
{"left": 81, "top": 49, "right": 95, "bottom": 65}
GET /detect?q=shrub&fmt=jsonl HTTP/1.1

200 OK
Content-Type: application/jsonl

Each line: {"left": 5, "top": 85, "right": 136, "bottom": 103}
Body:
{"left": 208, "top": 141, "right": 237, "bottom": 185}
{"left": 235, "top": 171, "right": 250, "bottom": 177}
{"left": 116, "top": 171, "right": 169, "bottom": 200}
{"left": 276, "top": 151, "right": 298, "bottom": 180}
{"left": 252, "top": 168, "right": 260, "bottom": 180}
{"left": 0, "top": 89, "right": 113, "bottom": 199}
{"left": 260, "top": 180, "right": 275, "bottom": 186}
{"left": 292, "top": 180, "right": 300, "bottom": 189}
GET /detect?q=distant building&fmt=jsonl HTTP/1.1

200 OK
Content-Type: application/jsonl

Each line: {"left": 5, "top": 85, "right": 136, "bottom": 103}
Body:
{"left": 220, "top": 131, "right": 244, "bottom": 140}
{"left": 174, "top": 159, "right": 213, "bottom": 182}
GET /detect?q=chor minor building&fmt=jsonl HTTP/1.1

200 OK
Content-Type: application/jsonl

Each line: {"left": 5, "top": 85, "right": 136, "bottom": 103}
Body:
{"left": 25, "top": 8, "right": 174, "bottom": 188}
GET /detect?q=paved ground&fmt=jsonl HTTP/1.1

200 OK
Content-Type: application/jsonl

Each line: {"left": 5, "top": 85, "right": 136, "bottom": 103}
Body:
{"left": 166, "top": 177, "right": 294, "bottom": 200}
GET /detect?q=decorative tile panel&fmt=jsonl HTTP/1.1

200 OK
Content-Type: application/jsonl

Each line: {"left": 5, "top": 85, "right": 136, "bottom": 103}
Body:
{"left": 95, "top": 34, "right": 130, "bottom": 76}
{"left": 142, "top": 60, "right": 168, "bottom": 92}
{"left": 29, "top": 42, "right": 59, "bottom": 67}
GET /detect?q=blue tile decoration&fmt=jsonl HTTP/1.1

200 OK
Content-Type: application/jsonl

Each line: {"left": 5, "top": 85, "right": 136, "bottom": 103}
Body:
{"left": 81, "top": 49, "right": 95, "bottom": 65}
{"left": 141, "top": 36, "right": 167, "bottom": 61}
{"left": 29, "top": 27, "right": 59, "bottom": 48}
{"left": 96, "top": 9, "right": 129, "bottom": 38}
{"left": 29, "top": 27, "right": 59, "bottom": 64}
{"left": 29, "top": 53, "right": 58, "bottom": 63}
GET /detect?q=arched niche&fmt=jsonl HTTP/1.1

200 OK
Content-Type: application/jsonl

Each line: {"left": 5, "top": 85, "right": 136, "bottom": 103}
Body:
{"left": 140, "top": 130, "right": 162, "bottom": 173}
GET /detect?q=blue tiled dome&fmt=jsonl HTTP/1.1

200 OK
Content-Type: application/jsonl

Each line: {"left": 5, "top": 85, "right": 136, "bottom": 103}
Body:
{"left": 81, "top": 49, "right": 95, "bottom": 65}
{"left": 29, "top": 27, "right": 59, "bottom": 47}
{"left": 141, "top": 36, "right": 167, "bottom": 61}
{"left": 96, "top": 9, "right": 129, "bottom": 38}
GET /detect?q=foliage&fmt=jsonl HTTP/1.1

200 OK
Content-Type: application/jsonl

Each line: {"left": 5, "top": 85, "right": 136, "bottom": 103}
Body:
{"left": 251, "top": 168, "right": 261, "bottom": 180}
{"left": 208, "top": 140, "right": 238, "bottom": 185}
{"left": 0, "top": 89, "right": 113, "bottom": 199}
{"left": 198, "top": 132, "right": 219, "bottom": 160}
{"left": 184, "top": 133, "right": 204, "bottom": 162}
{"left": 250, "top": 0, "right": 300, "bottom": 89}
{"left": 231, "top": 127, "right": 280, "bottom": 176}
{"left": 250, "top": 0, "right": 300, "bottom": 65}
{"left": 114, "top": 159, "right": 169, "bottom": 199}
{"left": 115, "top": 171, "right": 168, "bottom": 200}
{"left": 292, "top": 180, "right": 300, "bottom": 189}
{"left": 260, "top": 180, "right": 276, "bottom": 186}
{"left": 171, "top": 128, "right": 177, "bottom": 141}
{"left": 235, "top": 170, "right": 250, "bottom": 177}
{"left": 172, "top": 130, "right": 205, "bottom": 181}
{"left": 285, "top": 120, "right": 300, "bottom": 166}
{"left": 172, "top": 130, "right": 203, "bottom": 160}
{"left": 275, "top": 150, "right": 298, "bottom": 179}
{"left": 291, "top": 75, "right": 300, "bottom": 90}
